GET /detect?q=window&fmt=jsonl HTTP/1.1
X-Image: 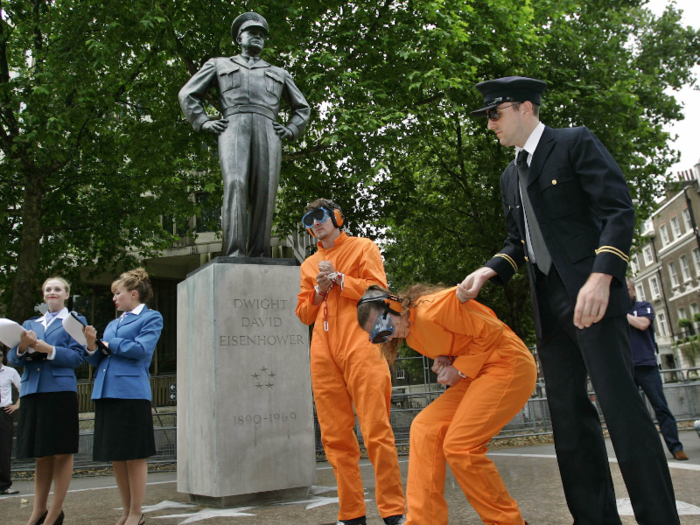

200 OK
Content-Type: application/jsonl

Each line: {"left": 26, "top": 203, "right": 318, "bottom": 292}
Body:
{"left": 678, "top": 307, "right": 687, "bottom": 322}
{"left": 162, "top": 215, "right": 189, "bottom": 237}
{"left": 671, "top": 216, "right": 681, "bottom": 238}
{"left": 669, "top": 261, "right": 679, "bottom": 287}
{"left": 643, "top": 245, "right": 654, "bottom": 265}
{"left": 657, "top": 311, "right": 669, "bottom": 337}
{"left": 631, "top": 254, "right": 640, "bottom": 274}
{"left": 691, "top": 303, "right": 699, "bottom": 318}
{"left": 395, "top": 367, "right": 406, "bottom": 380}
{"left": 195, "top": 193, "right": 222, "bottom": 233}
{"left": 693, "top": 248, "right": 700, "bottom": 274}
{"left": 683, "top": 208, "right": 692, "bottom": 231}
{"left": 680, "top": 255, "right": 692, "bottom": 282}
{"left": 660, "top": 224, "right": 670, "bottom": 246}
{"left": 635, "top": 284, "right": 646, "bottom": 301}
{"left": 649, "top": 276, "right": 661, "bottom": 299}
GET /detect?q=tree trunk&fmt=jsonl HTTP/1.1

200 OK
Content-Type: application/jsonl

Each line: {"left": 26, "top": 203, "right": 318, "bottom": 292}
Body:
{"left": 10, "top": 171, "right": 45, "bottom": 322}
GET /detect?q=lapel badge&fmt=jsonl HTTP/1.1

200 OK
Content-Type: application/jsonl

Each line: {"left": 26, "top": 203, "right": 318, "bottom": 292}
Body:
{"left": 551, "top": 179, "right": 558, "bottom": 185}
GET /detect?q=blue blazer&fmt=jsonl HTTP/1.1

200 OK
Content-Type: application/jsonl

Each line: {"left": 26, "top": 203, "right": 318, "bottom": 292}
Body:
{"left": 8, "top": 312, "right": 86, "bottom": 396}
{"left": 86, "top": 307, "right": 163, "bottom": 401}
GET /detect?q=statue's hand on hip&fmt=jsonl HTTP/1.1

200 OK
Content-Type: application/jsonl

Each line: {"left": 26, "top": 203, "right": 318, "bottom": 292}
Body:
{"left": 273, "top": 122, "right": 292, "bottom": 140}
{"left": 202, "top": 119, "right": 228, "bottom": 135}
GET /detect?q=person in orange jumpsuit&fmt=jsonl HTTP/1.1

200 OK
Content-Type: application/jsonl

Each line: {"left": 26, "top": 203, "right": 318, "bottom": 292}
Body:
{"left": 295, "top": 198, "right": 406, "bottom": 525}
{"left": 357, "top": 284, "right": 537, "bottom": 525}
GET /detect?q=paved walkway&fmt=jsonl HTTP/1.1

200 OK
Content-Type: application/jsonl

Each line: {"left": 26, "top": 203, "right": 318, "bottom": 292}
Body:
{"left": 1, "top": 430, "right": 699, "bottom": 524}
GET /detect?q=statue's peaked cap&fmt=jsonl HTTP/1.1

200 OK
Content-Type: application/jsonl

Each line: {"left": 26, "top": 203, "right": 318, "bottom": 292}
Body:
{"left": 231, "top": 12, "right": 269, "bottom": 40}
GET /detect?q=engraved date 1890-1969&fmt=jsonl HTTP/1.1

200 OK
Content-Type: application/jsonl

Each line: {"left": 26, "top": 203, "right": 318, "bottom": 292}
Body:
{"left": 233, "top": 413, "right": 297, "bottom": 425}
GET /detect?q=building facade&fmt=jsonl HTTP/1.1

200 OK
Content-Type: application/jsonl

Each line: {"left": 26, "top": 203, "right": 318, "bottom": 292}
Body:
{"left": 631, "top": 159, "right": 700, "bottom": 370}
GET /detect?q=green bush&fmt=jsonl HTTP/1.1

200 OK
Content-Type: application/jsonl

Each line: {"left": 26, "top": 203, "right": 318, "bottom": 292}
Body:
{"left": 678, "top": 318, "right": 692, "bottom": 329}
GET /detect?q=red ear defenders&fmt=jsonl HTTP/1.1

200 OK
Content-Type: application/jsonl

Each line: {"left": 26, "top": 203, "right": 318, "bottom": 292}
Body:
{"left": 303, "top": 202, "right": 344, "bottom": 237}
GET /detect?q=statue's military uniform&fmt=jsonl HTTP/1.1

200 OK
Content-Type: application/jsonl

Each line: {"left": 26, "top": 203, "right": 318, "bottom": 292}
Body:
{"left": 179, "top": 55, "right": 310, "bottom": 256}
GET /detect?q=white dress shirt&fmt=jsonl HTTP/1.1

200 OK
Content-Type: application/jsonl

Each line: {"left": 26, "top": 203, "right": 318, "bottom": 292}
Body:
{"left": 516, "top": 122, "right": 546, "bottom": 265}
{"left": 0, "top": 364, "right": 21, "bottom": 408}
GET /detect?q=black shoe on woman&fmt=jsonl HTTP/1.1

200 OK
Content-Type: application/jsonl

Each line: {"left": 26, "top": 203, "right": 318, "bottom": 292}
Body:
{"left": 31, "top": 510, "right": 48, "bottom": 525}
{"left": 49, "top": 511, "right": 64, "bottom": 525}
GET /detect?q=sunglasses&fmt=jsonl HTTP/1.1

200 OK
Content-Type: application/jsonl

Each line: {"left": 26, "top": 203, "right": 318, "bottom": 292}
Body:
{"left": 486, "top": 103, "right": 518, "bottom": 121}
{"left": 301, "top": 207, "right": 332, "bottom": 228}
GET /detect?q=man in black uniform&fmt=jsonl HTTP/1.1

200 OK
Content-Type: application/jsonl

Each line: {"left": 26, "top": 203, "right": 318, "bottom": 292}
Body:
{"left": 179, "top": 12, "right": 310, "bottom": 257}
{"left": 459, "top": 76, "right": 680, "bottom": 525}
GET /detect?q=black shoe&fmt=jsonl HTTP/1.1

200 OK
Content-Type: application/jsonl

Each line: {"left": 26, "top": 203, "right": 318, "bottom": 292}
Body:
{"left": 138, "top": 514, "right": 145, "bottom": 525}
{"left": 49, "top": 511, "right": 64, "bottom": 525}
{"left": 31, "top": 510, "right": 48, "bottom": 525}
{"left": 384, "top": 515, "right": 406, "bottom": 525}
{"left": 0, "top": 488, "right": 19, "bottom": 495}
{"left": 337, "top": 517, "right": 367, "bottom": 525}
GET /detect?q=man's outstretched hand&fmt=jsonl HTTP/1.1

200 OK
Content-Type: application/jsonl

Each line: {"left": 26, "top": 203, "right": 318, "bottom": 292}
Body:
{"left": 457, "top": 267, "right": 497, "bottom": 303}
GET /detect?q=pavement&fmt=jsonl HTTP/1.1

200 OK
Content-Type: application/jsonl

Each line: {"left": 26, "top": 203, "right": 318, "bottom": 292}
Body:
{"left": 1, "top": 430, "right": 699, "bottom": 525}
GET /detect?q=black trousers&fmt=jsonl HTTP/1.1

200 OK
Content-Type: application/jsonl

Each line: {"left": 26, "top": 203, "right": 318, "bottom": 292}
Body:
{"left": 534, "top": 267, "right": 679, "bottom": 525}
{"left": 634, "top": 365, "right": 683, "bottom": 454}
{"left": 0, "top": 409, "right": 13, "bottom": 491}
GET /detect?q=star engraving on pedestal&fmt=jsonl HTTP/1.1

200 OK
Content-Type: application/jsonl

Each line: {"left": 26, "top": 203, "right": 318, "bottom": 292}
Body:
{"left": 251, "top": 366, "right": 276, "bottom": 389}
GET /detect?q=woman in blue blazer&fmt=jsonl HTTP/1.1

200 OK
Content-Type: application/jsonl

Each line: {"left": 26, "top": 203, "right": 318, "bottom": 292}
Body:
{"left": 84, "top": 268, "right": 162, "bottom": 525}
{"left": 8, "top": 277, "right": 85, "bottom": 525}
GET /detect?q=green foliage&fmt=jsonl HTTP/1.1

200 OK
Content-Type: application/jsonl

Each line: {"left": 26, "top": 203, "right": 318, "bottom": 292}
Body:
{"left": 694, "top": 312, "right": 700, "bottom": 323}
{"left": 678, "top": 317, "right": 692, "bottom": 329}
{"left": 679, "top": 335, "right": 699, "bottom": 363}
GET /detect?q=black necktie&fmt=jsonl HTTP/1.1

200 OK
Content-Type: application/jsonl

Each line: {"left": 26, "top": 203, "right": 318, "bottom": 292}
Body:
{"left": 517, "top": 149, "right": 552, "bottom": 275}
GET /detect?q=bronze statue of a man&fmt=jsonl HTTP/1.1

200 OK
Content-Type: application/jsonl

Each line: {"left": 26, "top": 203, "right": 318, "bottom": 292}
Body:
{"left": 179, "top": 12, "right": 311, "bottom": 257}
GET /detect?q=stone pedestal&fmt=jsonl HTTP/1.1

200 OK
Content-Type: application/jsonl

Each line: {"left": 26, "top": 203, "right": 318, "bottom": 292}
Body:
{"left": 177, "top": 257, "right": 316, "bottom": 506}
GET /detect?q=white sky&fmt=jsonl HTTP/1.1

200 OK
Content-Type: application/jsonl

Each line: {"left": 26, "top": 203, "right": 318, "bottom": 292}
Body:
{"left": 647, "top": 0, "right": 700, "bottom": 177}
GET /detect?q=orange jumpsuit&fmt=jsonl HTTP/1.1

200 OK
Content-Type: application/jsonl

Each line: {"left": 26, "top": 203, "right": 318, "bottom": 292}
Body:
{"left": 296, "top": 232, "right": 406, "bottom": 521}
{"left": 405, "top": 288, "right": 537, "bottom": 525}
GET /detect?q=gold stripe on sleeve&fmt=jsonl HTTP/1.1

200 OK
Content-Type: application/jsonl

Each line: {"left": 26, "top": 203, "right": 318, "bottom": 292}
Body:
{"left": 595, "top": 246, "right": 630, "bottom": 263}
{"left": 494, "top": 253, "right": 518, "bottom": 273}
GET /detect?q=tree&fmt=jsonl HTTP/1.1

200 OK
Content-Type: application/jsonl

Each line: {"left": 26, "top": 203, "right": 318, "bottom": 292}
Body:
{"left": 0, "top": 0, "right": 216, "bottom": 320}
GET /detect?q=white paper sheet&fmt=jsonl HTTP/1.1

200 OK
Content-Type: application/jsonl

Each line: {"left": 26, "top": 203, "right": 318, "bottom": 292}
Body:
{"left": 0, "top": 318, "right": 25, "bottom": 348}
{"left": 62, "top": 314, "right": 87, "bottom": 346}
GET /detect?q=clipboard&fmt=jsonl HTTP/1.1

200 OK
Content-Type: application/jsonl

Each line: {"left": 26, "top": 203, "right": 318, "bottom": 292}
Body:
{"left": 0, "top": 318, "right": 46, "bottom": 360}
{"left": 63, "top": 312, "right": 112, "bottom": 356}
{"left": 0, "top": 318, "right": 24, "bottom": 348}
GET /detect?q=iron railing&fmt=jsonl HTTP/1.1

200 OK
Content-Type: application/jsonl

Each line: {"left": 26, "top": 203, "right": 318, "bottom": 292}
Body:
{"left": 10, "top": 360, "right": 700, "bottom": 470}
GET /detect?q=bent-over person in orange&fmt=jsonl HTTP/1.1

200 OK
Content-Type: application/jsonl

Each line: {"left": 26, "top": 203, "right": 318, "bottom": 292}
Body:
{"left": 295, "top": 199, "right": 406, "bottom": 525}
{"left": 357, "top": 284, "right": 537, "bottom": 525}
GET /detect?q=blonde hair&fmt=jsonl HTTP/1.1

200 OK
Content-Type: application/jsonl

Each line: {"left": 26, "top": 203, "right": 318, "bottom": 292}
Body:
{"left": 112, "top": 267, "right": 153, "bottom": 302}
{"left": 42, "top": 276, "right": 70, "bottom": 295}
{"left": 357, "top": 283, "right": 446, "bottom": 365}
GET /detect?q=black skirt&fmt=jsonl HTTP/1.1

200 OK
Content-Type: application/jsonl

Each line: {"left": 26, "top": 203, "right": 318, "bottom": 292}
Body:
{"left": 16, "top": 391, "right": 79, "bottom": 458}
{"left": 93, "top": 398, "right": 156, "bottom": 461}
